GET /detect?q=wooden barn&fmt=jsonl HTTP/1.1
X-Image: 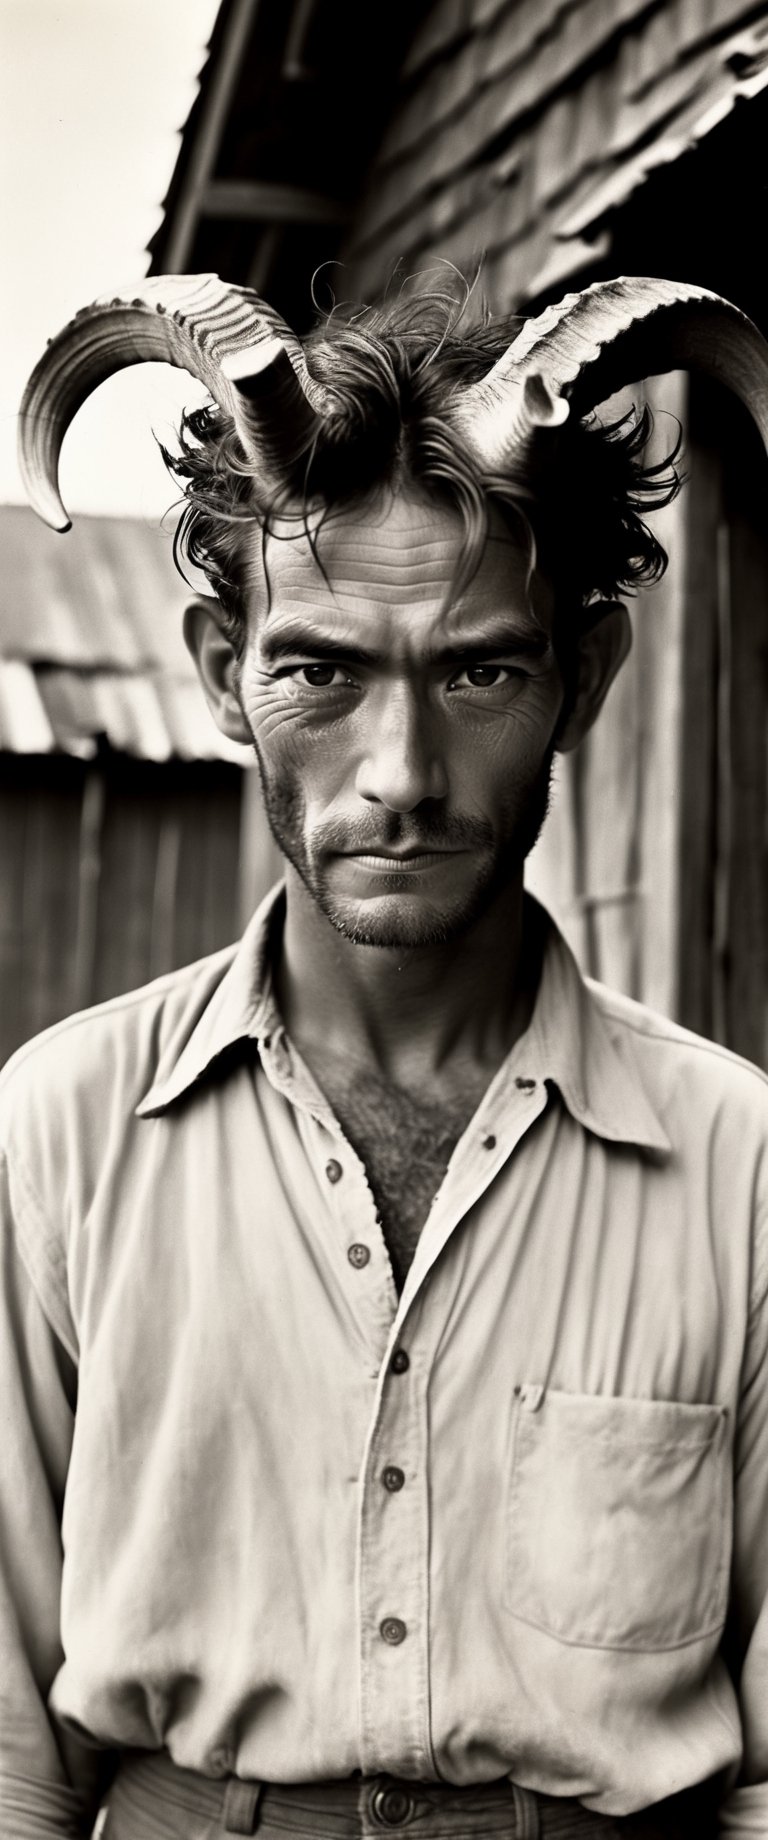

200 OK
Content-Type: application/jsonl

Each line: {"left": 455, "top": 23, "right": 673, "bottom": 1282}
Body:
{"left": 0, "top": 506, "right": 278, "bottom": 1066}
{"left": 149, "top": 0, "right": 768, "bottom": 1070}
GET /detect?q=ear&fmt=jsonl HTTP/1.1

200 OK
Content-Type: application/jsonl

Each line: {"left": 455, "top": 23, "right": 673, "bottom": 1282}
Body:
{"left": 182, "top": 599, "right": 253, "bottom": 746}
{"left": 554, "top": 601, "right": 632, "bottom": 755}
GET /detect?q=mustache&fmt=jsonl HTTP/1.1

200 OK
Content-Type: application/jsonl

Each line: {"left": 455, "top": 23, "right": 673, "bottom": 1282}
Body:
{"left": 315, "top": 814, "right": 495, "bottom": 853}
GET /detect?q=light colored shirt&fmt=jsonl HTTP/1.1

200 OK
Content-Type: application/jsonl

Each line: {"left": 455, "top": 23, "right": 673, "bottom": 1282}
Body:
{"left": 1, "top": 887, "right": 767, "bottom": 1840}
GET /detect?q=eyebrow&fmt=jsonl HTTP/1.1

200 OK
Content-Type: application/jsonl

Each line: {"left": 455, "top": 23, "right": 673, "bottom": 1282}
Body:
{"left": 259, "top": 622, "right": 551, "bottom": 669}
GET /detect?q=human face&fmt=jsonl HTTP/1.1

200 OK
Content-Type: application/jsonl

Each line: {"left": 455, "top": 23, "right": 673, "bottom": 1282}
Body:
{"left": 236, "top": 492, "right": 566, "bottom": 948}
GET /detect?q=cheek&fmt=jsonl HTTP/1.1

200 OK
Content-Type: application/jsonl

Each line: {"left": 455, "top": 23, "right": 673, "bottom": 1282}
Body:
{"left": 452, "top": 681, "right": 563, "bottom": 775}
{"left": 241, "top": 671, "right": 333, "bottom": 751}
{"left": 442, "top": 698, "right": 559, "bottom": 833}
{"left": 243, "top": 679, "right": 359, "bottom": 803}
{"left": 240, "top": 678, "right": 309, "bottom": 749}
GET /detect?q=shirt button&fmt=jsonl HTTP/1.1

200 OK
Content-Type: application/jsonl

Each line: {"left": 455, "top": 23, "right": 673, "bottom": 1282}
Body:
{"left": 325, "top": 1158, "right": 343, "bottom": 1183}
{"left": 209, "top": 1746, "right": 232, "bottom": 1775}
{"left": 380, "top": 1616, "right": 407, "bottom": 1645}
{"left": 482, "top": 1132, "right": 497, "bottom": 1150}
{"left": 390, "top": 1348, "right": 409, "bottom": 1374}
{"left": 348, "top": 1242, "right": 370, "bottom": 1269}
{"left": 381, "top": 1464, "right": 405, "bottom": 1492}
{"left": 515, "top": 1076, "right": 536, "bottom": 1091}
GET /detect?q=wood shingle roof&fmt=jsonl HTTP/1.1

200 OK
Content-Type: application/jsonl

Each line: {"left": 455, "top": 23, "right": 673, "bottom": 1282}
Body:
{"left": 341, "top": 0, "right": 768, "bottom": 308}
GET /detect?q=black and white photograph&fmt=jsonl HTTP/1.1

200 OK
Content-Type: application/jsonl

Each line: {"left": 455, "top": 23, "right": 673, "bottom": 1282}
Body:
{"left": 1, "top": 3, "right": 767, "bottom": 1836}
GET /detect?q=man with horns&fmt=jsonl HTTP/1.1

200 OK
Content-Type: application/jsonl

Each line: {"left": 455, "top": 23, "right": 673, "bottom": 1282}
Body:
{"left": 2, "top": 272, "right": 767, "bottom": 1840}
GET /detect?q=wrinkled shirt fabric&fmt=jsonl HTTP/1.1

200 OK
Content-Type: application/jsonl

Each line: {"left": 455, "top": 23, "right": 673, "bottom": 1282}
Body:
{"left": 0, "top": 887, "right": 766, "bottom": 1840}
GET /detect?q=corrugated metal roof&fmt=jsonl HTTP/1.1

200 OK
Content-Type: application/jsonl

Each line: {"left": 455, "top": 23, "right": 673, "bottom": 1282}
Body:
{"left": 0, "top": 507, "right": 250, "bottom": 765}
{"left": 2, "top": 505, "right": 194, "bottom": 671}
{"left": 32, "top": 665, "right": 246, "bottom": 763}
{"left": 0, "top": 660, "right": 249, "bottom": 765}
{"left": 342, "top": 0, "right": 768, "bottom": 308}
{"left": 0, "top": 660, "right": 55, "bottom": 754}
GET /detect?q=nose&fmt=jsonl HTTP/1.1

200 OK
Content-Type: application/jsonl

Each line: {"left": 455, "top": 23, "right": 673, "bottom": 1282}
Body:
{"left": 355, "top": 685, "right": 448, "bottom": 811}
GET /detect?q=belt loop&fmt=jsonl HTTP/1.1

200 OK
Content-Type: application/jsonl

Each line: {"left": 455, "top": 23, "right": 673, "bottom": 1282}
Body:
{"left": 223, "top": 1778, "right": 263, "bottom": 1834}
{"left": 512, "top": 1783, "right": 541, "bottom": 1840}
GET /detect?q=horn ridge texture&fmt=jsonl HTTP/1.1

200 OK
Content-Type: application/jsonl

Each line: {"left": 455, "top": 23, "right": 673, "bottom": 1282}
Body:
{"left": 21, "top": 272, "right": 768, "bottom": 533}
{"left": 18, "top": 274, "right": 329, "bottom": 531}
{"left": 452, "top": 276, "right": 768, "bottom": 475}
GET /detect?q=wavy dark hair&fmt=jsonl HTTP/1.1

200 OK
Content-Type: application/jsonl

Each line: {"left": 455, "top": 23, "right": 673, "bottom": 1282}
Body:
{"left": 161, "top": 283, "right": 683, "bottom": 667}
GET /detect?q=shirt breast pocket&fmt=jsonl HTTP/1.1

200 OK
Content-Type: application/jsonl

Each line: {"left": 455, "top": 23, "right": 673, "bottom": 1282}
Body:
{"left": 505, "top": 1386, "right": 730, "bottom": 1650}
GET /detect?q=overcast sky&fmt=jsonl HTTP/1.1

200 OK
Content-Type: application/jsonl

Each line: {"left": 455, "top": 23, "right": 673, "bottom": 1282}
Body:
{"left": 0, "top": 0, "right": 219, "bottom": 518}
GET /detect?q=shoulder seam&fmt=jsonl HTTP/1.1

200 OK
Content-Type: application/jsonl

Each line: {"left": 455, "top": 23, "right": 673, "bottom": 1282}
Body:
{"left": 0, "top": 948, "right": 236, "bottom": 1088}
{"left": 588, "top": 984, "right": 768, "bottom": 1090}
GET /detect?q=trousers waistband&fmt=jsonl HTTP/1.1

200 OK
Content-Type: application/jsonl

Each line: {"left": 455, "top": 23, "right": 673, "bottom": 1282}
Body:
{"left": 102, "top": 1751, "right": 718, "bottom": 1840}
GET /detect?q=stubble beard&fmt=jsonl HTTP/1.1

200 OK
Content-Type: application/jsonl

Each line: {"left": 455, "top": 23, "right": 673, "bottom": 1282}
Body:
{"left": 252, "top": 747, "right": 555, "bottom": 949}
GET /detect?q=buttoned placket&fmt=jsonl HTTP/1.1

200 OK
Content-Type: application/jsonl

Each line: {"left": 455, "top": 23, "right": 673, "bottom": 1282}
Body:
{"left": 255, "top": 1029, "right": 398, "bottom": 1365}
{"left": 256, "top": 1029, "right": 550, "bottom": 1777}
{"left": 354, "top": 1062, "right": 550, "bottom": 1777}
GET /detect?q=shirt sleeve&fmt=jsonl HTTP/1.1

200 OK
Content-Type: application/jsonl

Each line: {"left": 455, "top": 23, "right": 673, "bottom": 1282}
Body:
{"left": 0, "top": 1148, "right": 109, "bottom": 1839}
{"left": 718, "top": 1202, "right": 768, "bottom": 1838}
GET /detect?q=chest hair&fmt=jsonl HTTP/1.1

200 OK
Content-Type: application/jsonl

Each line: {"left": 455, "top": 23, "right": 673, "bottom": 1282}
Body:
{"left": 320, "top": 1062, "right": 490, "bottom": 1292}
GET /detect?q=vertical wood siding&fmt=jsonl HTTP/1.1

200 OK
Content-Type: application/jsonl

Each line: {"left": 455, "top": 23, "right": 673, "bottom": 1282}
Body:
{"left": 527, "top": 377, "right": 687, "bottom": 1023}
{"left": 0, "top": 758, "right": 245, "bottom": 1067}
{"left": 677, "top": 379, "right": 768, "bottom": 1067}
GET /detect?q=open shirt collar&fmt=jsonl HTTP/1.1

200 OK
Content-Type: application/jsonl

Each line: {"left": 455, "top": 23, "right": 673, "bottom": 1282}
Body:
{"left": 136, "top": 882, "right": 670, "bottom": 1153}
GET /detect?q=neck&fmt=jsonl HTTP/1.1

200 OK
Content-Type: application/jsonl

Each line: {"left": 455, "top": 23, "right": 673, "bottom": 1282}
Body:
{"left": 275, "top": 866, "right": 539, "bottom": 1086}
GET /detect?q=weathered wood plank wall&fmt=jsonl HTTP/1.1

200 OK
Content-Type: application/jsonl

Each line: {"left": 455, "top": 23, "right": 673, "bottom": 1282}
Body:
{"left": 527, "top": 378, "right": 688, "bottom": 1023}
{"left": 676, "top": 381, "right": 768, "bottom": 1067}
{"left": 0, "top": 757, "right": 245, "bottom": 1066}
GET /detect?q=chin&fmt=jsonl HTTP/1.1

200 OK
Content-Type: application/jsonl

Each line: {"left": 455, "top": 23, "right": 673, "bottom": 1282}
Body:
{"left": 324, "top": 905, "right": 457, "bottom": 949}
{"left": 313, "top": 878, "right": 506, "bottom": 949}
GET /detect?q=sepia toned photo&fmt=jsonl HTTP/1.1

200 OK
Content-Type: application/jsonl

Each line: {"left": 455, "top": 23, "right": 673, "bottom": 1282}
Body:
{"left": 1, "top": 4, "right": 767, "bottom": 1836}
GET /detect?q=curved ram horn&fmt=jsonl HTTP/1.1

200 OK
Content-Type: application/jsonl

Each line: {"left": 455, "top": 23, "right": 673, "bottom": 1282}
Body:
{"left": 449, "top": 276, "right": 768, "bottom": 475}
{"left": 18, "top": 273, "right": 330, "bottom": 531}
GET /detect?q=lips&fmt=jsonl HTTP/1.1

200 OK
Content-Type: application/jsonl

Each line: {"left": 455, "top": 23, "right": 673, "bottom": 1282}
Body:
{"left": 340, "top": 848, "right": 464, "bottom": 871}
{"left": 346, "top": 849, "right": 456, "bottom": 861}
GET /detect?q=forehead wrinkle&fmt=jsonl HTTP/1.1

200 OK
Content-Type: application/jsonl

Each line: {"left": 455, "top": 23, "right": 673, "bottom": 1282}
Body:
{"left": 262, "top": 508, "right": 498, "bottom": 585}
{"left": 269, "top": 539, "right": 471, "bottom": 583}
{"left": 261, "top": 556, "right": 461, "bottom": 631}
{"left": 272, "top": 565, "right": 474, "bottom": 606}
{"left": 248, "top": 496, "right": 542, "bottom": 640}
{"left": 262, "top": 553, "right": 542, "bottom": 643}
{"left": 266, "top": 584, "right": 467, "bottom": 627}
{"left": 267, "top": 536, "right": 534, "bottom": 600}
{"left": 253, "top": 488, "right": 529, "bottom": 563}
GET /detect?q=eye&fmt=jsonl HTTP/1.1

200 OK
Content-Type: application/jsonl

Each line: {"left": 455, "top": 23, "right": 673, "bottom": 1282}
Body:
{"left": 295, "top": 663, "right": 352, "bottom": 688}
{"left": 450, "top": 664, "right": 518, "bottom": 689}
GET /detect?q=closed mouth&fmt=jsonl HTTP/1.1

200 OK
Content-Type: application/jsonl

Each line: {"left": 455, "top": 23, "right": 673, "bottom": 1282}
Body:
{"left": 341, "top": 849, "right": 464, "bottom": 868}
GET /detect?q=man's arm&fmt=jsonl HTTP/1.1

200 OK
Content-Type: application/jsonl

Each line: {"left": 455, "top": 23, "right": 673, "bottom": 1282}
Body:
{"left": 0, "top": 1150, "right": 106, "bottom": 1840}
{"left": 719, "top": 1202, "right": 768, "bottom": 1837}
